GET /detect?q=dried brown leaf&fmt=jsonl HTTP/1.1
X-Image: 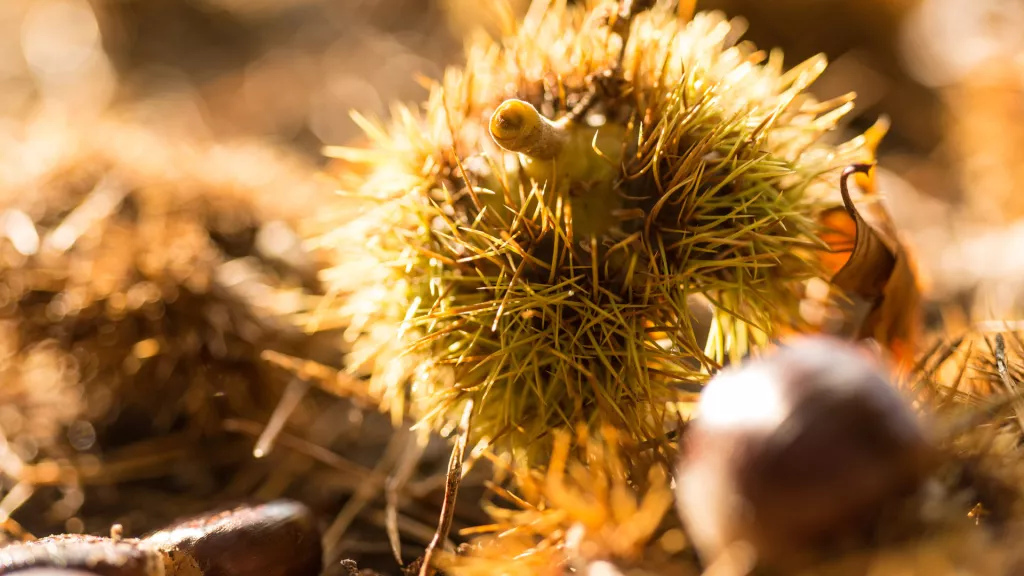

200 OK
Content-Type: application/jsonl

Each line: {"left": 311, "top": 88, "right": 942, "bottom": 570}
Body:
{"left": 830, "top": 163, "right": 923, "bottom": 365}
{"left": 830, "top": 164, "right": 897, "bottom": 297}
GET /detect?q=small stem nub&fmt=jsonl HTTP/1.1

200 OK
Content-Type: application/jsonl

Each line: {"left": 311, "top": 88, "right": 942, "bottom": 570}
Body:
{"left": 839, "top": 163, "right": 875, "bottom": 218}
{"left": 489, "top": 99, "right": 567, "bottom": 160}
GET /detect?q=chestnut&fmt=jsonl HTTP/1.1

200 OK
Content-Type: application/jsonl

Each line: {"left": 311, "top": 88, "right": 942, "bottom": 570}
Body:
{"left": 0, "top": 535, "right": 164, "bottom": 576}
{"left": 675, "top": 336, "right": 935, "bottom": 572}
{"left": 5, "top": 571, "right": 104, "bottom": 576}
{"left": 143, "top": 500, "right": 322, "bottom": 576}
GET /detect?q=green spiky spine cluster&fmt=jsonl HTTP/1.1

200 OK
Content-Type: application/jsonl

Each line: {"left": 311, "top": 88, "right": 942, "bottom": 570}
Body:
{"left": 317, "top": 0, "right": 871, "bottom": 461}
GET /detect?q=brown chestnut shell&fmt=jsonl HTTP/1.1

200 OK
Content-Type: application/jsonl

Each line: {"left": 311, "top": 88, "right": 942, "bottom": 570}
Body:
{"left": 0, "top": 535, "right": 164, "bottom": 576}
{"left": 5, "top": 570, "right": 106, "bottom": 576}
{"left": 143, "top": 499, "right": 322, "bottom": 576}
{"left": 4, "top": 570, "right": 107, "bottom": 576}
{"left": 675, "top": 336, "right": 936, "bottom": 571}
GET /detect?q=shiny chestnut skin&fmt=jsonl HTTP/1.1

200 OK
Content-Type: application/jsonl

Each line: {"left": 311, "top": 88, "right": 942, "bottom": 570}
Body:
{"left": 144, "top": 500, "right": 322, "bottom": 576}
{"left": 0, "top": 535, "right": 164, "bottom": 576}
{"left": 0, "top": 500, "right": 321, "bottom": 576}
{"left": 675, "top": 336, "right": 935, "bottom": 572}
{"left": 6, "top": 571, "right": 105, "bottom": 576}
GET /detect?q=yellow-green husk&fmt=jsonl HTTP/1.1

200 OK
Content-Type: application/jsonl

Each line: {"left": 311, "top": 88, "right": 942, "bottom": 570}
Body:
{"left": 315, "top": 0, "right": 873, "bottom": 461}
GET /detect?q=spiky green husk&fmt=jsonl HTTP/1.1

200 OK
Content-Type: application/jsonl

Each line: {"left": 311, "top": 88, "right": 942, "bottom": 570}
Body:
{"left": 316, "top": 0, "right": 872, "bottom": 461}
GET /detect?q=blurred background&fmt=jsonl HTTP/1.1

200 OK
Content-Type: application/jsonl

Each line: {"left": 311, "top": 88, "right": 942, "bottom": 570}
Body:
{"left": 3, "top": 0, "right": 1020, "bottom": 306}
{"left": 1, "top": 0, "right": 1019, "bottom": 198}
{"left": 0, "top": 0, "right": 1022, "bottom": 572}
